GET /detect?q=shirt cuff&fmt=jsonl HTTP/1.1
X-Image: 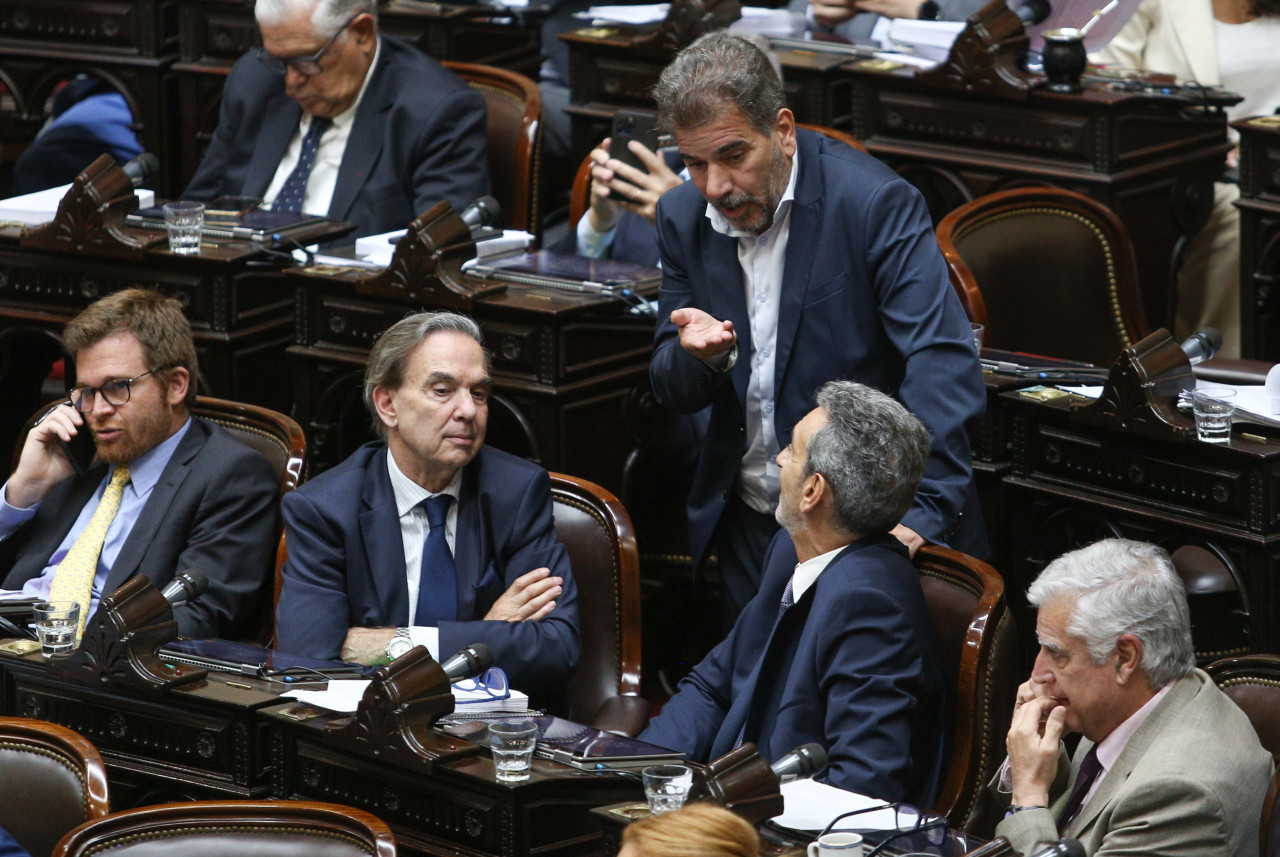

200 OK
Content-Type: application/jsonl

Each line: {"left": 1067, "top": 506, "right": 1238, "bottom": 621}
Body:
{"left": 703, "top": 343, "right": 738, "bottom": 372}
{"left": 576, "top": 214, "right": 618, "bottom": 259}
{"left": 0, "top": 480, "right": 38, "bottom": 540}
{"left": 998, "top": 756, "right": 1014, "bottom": 793}
{"left": 408, "top": 626, "right": 440, "bottom": 661}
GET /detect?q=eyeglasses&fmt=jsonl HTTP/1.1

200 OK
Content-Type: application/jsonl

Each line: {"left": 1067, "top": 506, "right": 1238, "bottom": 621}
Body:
{"left": 453, "top": 667, "right": 510, "bottom": 703}
{"left": 257, "top": 15, "right": 358, "bottom": 77}
{"left": 69, "top": 368, "right": 163, "bottom": 413}
{"left": 820, "top": 804, "right": 952, "bottom": 857}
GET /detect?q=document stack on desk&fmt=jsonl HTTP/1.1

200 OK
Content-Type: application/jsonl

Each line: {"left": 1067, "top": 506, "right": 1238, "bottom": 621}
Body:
{"left": 0, "top": 185, "right": 155, "bottom": 225}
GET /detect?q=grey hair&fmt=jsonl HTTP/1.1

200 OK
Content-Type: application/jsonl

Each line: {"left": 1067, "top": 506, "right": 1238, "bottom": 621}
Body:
{"left": 1028, "top": 539, "right": 1195, "bottom": 689}
{"left": 363, "top": 311, "right": 488, "bottom": 438}
{"left": 805, "top": 380, "right": 931, "bottom": 536}
{"left": 255, "top": 0, "right": 377, "bottom": 36}
{"left": 652, "top": 31, "right": 786, "bottom": 136}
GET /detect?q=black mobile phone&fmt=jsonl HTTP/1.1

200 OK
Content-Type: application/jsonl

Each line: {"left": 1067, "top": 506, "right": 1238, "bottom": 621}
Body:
{"left": 60, "top": 424, "right": 97, "bottom": 476}
{"left": 609, "top": 109, "right": 661, "bottom": 202}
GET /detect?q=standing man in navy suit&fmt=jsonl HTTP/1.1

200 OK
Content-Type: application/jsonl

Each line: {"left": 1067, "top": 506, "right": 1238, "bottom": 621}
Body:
{"left": 641, "top": 381, "right": 947, "bottom": 805}
{"left": 648, "top": 33, "right": 986, "bottom": 626}
{"left": 275, "top": 312, "right": 579, "bottom": 705}
{"left": 184, "top": 0, "right": 490, "bottom": 240}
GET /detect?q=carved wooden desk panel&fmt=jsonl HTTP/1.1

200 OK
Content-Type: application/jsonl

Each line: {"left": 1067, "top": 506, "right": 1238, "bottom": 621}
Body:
{"left": 268, "top": 706, "right": 641, "bottom": 857}
{"left": 998, "top": 390, "right": 1280, "bottom": 657}
{"left": 0, "top": 649, "right": 279, "bottom": 808}
{"left": 1235, "top": 116, "right": 1280, "bottom": 361}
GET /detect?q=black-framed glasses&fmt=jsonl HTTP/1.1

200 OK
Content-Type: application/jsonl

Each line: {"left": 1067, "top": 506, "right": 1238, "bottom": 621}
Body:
{"left": 69, "top": 368, "right": 163, "bottom": 413}
{"left": 453, "top": 667, "right": 511, "bottom": 703}
{"left": 257, "top": 15, "right": 358, "bottom": 77}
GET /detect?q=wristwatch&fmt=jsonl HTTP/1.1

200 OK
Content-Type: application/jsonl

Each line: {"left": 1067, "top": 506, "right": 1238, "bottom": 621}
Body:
{"left": 384, "top": 628, "right": 413, "bottom": 662}
{"left": 918, "top": 0, "right": 941, "bottom": 18}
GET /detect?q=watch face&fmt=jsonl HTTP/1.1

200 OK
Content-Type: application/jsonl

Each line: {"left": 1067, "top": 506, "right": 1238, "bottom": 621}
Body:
{"left": 388, "top": 638, "right": 413, "bottom": 659}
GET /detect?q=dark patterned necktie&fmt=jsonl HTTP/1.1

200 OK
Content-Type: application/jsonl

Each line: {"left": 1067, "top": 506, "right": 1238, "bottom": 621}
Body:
{"left": 274, "top": 116, "right": 332, "bottom": 214}
{"left": 1057, "top": 745, "right": 1102, "bottom": 833}
{"left": 413, "top": 494, "right": 457, "bottom": 625}
{"left": 734, "top": 576, "right": 795, "bottom": 749}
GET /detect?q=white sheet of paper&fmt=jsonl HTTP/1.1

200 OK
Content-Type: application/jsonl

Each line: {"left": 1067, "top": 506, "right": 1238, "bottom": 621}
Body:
{"left": 574, "top": 4, "right": 669, "bottom": 24}
{"left": 0, "top": 186, "right": 155, "bottom": 225}
{"left": 284, "top": 679, "right": 371, "bottom": 713}
{"left": 775, "top": 779, "right": 900, "bottom": 831}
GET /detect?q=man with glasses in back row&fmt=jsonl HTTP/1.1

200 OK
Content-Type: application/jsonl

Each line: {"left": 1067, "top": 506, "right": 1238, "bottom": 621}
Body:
{"left": 184, "top": 0, "right": 490, "bottom": 239}
{"left": 0, "top": 289, "right": 279, "bottom": 640}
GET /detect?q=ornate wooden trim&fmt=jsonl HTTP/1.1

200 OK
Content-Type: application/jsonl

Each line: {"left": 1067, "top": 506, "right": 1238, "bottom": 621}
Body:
{"left": 21, "top": 154, "right": 150, "bottom": 258}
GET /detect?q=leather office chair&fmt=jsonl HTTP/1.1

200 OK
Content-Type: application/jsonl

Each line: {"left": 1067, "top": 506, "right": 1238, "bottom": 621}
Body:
{"left": 51, "top": 801, "right": 394, "bottom": 857}
{"left": 549, "top": 472, "right": 648, "bottom": 735}
{"left": 443, "top": 62, "right": 541, "bottom": 236}
{"left": 914, "top": 546, "right": 1019, "bottom": 833}
{"left": 0, "top": 718, "right": 109, "bottom": 857}
{"left": 567, "top": 122, "right": 867, "bottom": 231}
{"left": 935, "top": 187, "right": 1151, "bottom": 365}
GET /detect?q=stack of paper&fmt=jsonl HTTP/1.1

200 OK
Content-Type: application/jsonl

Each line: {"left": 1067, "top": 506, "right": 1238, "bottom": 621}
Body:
{"left": 885, "top": 19, "right": 965, "bottom": 62}
{"left": 452, "top": 684, "right": 529, "bottom": 713}
{"left": 0, "top": 186, "right": 155, "bottom": 226}
{"left": 283, "top": 679, "right": 529, "bottom": 714}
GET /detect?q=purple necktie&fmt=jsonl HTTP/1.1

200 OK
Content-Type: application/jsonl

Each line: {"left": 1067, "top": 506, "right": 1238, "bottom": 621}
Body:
{"left": 1057, "top": 746, "right": 1102, "bottom": 833}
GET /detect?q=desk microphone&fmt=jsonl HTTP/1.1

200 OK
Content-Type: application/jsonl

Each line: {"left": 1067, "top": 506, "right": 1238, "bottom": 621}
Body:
{"left": 1028, "top": 838, "right": 1085, "bottom": 857}
{"left": 771, "top": 742, "right": 828, "bottom": 784}
{"left": 460, "top": 196, "right": 501, "bottom": 230}
{"left": 1180, "top": 327, "right": 1223, "bottom": 365}
{"left": 160, "top": 568, "right": 209, "bottom": 608}
{"left": 1013, "top": 0, "right": 1051, "bottom": 25}
{"left": 122, "top": 152, "right": 160, "bottom": 189}
{"left": 441, "top": 642, "right": 494, "bottom": 681}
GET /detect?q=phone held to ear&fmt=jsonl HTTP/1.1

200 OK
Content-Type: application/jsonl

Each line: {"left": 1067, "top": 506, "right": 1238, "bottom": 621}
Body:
{"left": 60, "top": 427, "right": 97, "bottom": 476}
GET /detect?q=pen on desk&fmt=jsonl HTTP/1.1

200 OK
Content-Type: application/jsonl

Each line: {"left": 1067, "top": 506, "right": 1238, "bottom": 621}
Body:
{"left": 225, "top": 681, "right": 252, "bottom": 690}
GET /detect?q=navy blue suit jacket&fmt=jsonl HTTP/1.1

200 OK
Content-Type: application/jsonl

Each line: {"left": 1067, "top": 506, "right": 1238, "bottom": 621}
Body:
{"left": 184, "top": 36, "right": 490, "bottom": 240}
{"left": 650, "top": 129, "right": 986, "bottom": 567}
{"left": 0, "top": 417, "right": 279, "bottom": 640}
{"left": 641, "top": 530, "right": 947, "bottom": 805}
{"left": 275, "top": 442, "right": 580, "bottom": 703}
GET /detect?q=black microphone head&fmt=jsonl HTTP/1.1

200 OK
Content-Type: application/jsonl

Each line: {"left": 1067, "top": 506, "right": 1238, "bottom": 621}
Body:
{"left": 1202, "top": 327, "right": 1224, "bottom": 353}
{"left": 461, "top": 195, "right": 502, "bottom": 228}
{"left": 1181, "top": 326, "right": 1223, "bottom": 365}
{"left": 466, "top": 642, "right": 495, "bottom": 672}
{"left": 123, "top": 152, "right": 159, "bottom": 186}
{"left": 178, "top": 567, "right": 209, "bottom": 598}
{"left": 1014, "top": 0, "right": 1051, "bottom": 25}
{"left": 795, "top": 742, "right": 828, "bottom": 776}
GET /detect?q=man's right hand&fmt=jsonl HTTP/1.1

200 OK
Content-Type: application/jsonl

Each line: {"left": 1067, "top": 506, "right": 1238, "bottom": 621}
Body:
{"left": 587, "top": 138, "right": 682, "bottom": 233}
{"left": 671, "top": 307, "right": 737, "bottom": 360}
{"left": 484, "top": 567, "right": 563, "bottom": 623}
{"left": 1006, "top": 681, "right": 1066, "bottom": 807}
{"left": 811, "top": 0, "right": 859, "bottom": 28}
{"left": 6, "top": 403, "right": 85, "bottom": 510}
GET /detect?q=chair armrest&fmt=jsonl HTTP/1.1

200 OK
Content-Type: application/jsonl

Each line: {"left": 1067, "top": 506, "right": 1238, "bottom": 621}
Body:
{"left": 589, "top": 694, "right": 651, "bottom": 737}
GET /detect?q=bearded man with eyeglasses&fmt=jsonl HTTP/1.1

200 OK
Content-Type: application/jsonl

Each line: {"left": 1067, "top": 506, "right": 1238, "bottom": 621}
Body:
{"left": 0, "top": 289, "right": 279, "bottom": 640}
{"left": 183, "top": 0, "right": 490, "bottom": 240}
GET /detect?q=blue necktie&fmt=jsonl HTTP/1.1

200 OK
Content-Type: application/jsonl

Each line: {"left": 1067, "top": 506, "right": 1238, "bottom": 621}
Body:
{"left": 414, "top": 494, "right": 457, "bottom": 625}
{"left": 274, "top": 116, "right": 332, "bottom": 214}
{"left": 734, "top": 576, "right": 795, "bottom": 749}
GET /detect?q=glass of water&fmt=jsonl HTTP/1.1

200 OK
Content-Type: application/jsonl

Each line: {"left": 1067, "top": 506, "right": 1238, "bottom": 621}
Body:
{"left": 488, "top": 719, "right": 538, "bottom": 782}
{"left": 642, "top": 764, "right": 693, "bottom": 814}
{"left": 1192, "top": 387, "right": 1237, "bottom": 444}
{"left": 33, "top": 601, "right": 81, "bottom": 658}
{"left": 163, "top": 201, "right": 204, "bottom": 255}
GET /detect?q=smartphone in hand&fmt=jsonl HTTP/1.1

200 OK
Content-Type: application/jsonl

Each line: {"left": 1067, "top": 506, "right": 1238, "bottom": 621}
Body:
{"left": 609, "top": 110, "right": 661, "bottom": 204}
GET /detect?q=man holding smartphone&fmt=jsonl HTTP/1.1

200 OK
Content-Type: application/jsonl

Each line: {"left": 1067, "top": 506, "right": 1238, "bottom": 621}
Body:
{"left": 0, "top": 289, "right": 279, "bottom": 640}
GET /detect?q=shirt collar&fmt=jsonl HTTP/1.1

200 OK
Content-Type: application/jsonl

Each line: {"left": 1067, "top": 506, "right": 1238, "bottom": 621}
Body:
{"left": 791, "top": 541, "right": 844, "bottom": 602}
{"left": 124, "top": 417, "right": 191, "bottom": 498}
{"left": 386, "top": 446, "right": 461, "bottom": 517}
{"left": 705, "top": 143, "right": 799, "bottom": 241}
{"left": 1094, "top": 681, "right": 1175, "bottom": 773}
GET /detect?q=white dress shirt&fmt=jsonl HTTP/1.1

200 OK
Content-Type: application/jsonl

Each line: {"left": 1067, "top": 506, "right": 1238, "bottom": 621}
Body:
{"left": 703, "top": 147, "right": 799, "bottom": 515}
{"left": 262, "top": 38, "right": 382, "bottom": 216}
{"left": 386, "top": 447, "right": 461, "bottom": 658}
{"left": 790, "top": 542, "right": 845, "bottom": 601}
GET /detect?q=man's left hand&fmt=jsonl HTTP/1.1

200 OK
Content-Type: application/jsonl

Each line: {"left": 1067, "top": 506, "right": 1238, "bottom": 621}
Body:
{"left": 484, "top": 567, "right": 563, "bottom": 622}
{"left": 891, "top": 524, "right": 925, "bottom": 557}
{"left": 341, "top": 627, "right": 396, "bottom": 665}
{"left": 854, "top": 0, "right": 932, "bottom": 17}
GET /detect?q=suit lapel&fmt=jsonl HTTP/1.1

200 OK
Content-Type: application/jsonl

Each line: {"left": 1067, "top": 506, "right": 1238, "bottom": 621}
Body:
{"left": 102, "top": 421, "right": 206, "bottom": 594}
{"left": 773, "top": 132, "right": 822, "bottom": 409}
{"left": 453, "top": 460, "right": 488, "bottom": 620}
{"left": 358, "top": 448, "right": 411, "bottom": 625}
{"left": 329, "top": 47, "right": 391, "bottom": 220}
{"left": 1068, "top": 674, "right": 1198, "bottom": 836}
{"left": 2, "top": 466, "right": 106, "bottom": 589}
{"left": 242, "top": 94, "right": 302, "bottom": 198}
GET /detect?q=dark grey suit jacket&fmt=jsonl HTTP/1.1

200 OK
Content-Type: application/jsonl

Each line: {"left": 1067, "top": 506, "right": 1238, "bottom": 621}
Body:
{"left": 0, "top": 417, "right": 279, "bottom": 639}
{"left": 183, "top": 36, "right": 490, "bottom": 240}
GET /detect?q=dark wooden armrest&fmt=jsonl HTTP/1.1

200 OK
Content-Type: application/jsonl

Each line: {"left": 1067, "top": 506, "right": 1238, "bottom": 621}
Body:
{"left": 589, "top": 694, "right": 651, "bottom": 737}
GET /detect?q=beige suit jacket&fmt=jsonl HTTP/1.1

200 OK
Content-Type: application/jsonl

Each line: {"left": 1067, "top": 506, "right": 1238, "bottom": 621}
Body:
{"left": 994, "top": 670, "right": 1273, "bottom": 857}
{"left": 1092, "top": 0, "right": 1219, "bottom": 84}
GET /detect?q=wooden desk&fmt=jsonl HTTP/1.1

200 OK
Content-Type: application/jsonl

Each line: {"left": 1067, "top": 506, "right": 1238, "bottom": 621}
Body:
{"left": 1234, "top": 115, "right": 1280, "bottom": 361}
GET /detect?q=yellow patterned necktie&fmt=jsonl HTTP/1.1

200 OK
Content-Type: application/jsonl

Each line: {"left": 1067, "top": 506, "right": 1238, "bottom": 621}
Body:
{"left": 49, "top": 464, "right": 131, "bottom": 638}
